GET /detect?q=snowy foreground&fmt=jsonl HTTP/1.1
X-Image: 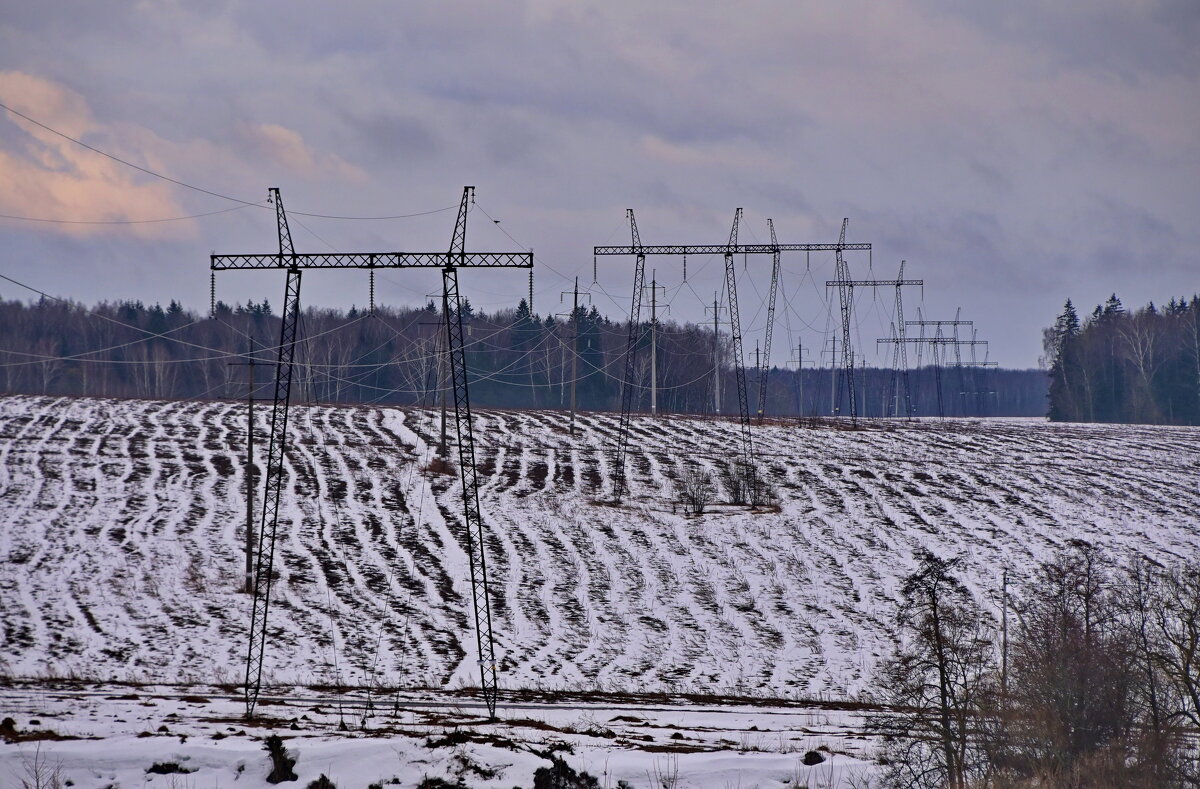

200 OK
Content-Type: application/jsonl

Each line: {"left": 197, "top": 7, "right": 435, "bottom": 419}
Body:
{"left": 1, "top": 395, "right": 1198, "bottom": 785}
{"left": 1, "top": 682, "right": 875, "bottom": 788}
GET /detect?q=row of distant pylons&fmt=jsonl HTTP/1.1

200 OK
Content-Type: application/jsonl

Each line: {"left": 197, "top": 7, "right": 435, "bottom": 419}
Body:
{"left": 211, "top": 188, "right": 991, "bottom": 723}
{"left": 594, "top": 210, "right": 994, "bottom": 502}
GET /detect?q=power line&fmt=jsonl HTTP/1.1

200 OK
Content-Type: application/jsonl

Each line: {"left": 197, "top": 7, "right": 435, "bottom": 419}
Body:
{"left": 0, "top": 203, "right": 263, "bottom": 225}
{"left": 0, "top": 270, "right": 371, "bottom": 365}
{"left": 0, "top": 100, "right": 456, "bottom": 221}
{"left": 0, "top": 99, "right": 260, "bottom": 206}
{"left": 289, "top": 205, "right": 457, "bottom": 221}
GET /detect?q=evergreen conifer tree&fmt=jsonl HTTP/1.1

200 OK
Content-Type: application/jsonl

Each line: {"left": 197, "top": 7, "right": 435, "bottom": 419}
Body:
{"left": 1047, "top": 300, "right": 1081, "bottom": 421}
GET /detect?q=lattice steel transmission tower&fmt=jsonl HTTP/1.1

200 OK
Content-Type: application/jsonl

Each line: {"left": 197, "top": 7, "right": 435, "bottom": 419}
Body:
{"left": 884, "top": 261, "right": 918, "bottom": 419}
{"left": 721, "top": 208, "right": 754, "bottom": 483}
{"left": 826, "top": 232, "right": 921, "bottom": 425}
{"left": 212, "top": 187, "right": 530, "bottom": 720}
{"left": 595, "top": 213, "right": 870, "bottom": 499}
{"left": 610, "top": 209, "right": 646, "bottom": 500}
{"left": 880, "top": 319, "right": 987, "bottom": 418}
{"left": 905, "top": 316, "right": 983, "bottom": 416}
{"left": 756, "top": 218, "right": 782, "bottom": 424}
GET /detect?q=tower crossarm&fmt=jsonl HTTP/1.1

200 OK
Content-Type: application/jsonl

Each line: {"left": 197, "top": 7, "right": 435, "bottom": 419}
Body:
{"left": 212, "top": 252, "right": 530, "bottom": 270}
{"left": 828, "top": 279, "right": 923, "bottom": 287}
{"left": 877, "top": 337, "right": 986, "bottom": 344}
{"left": 595, "top": 242, "right": 870, "bottom": 256}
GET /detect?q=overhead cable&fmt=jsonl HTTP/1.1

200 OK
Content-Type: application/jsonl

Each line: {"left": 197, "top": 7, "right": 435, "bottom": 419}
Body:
{"left": 0, "top": 100, "right": 454, "bottom": 221}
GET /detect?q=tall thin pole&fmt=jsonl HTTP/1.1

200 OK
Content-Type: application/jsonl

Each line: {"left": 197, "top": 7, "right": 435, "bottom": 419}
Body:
{"left": 439, "top": 329, "right": 448, "bottom": 454}
{"left": 830, "top": 334, "right": 837, "bottom": 415}
{"left": 861, "top": 356, "right": 868, "bottom": 418}
{"left": 570, "top": 277, "right": 579, "bottom": 436}
{"left": 713, "top": 293, "right": 721, "bottom": 414}
{"left": 796, "top": 342, "right": 804, "bottom": 418}
{"left": 227, "top": 339, "right": 257, "bottom": 594}
{"left": 650, "top": 270, "right": 658, "bottom": 415}
{"left": 245, "top": 346, "right": 254, "bottom": 594}
{"left": 560, "top": 277, "right": 589, "bottom": 436}
{"left": 753, "top": 339, "right": 762, "bottom": 414}
{"left": 1001, "top": 566, "right": 1009, "bottom": 697}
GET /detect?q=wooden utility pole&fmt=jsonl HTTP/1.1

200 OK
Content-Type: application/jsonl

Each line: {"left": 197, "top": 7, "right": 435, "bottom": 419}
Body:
{"left": 650, "top": 271, "right": 658, "bottom": 415}
{"left": 419, "top": 314, "right": 449, "bottom": 454}
{"left": 752, "top": 339, "right": 764, "bottom": 419}
{"left": 789, "top": 341, "right": 809, "bottom": 419}
{"left": 227, "top": 339, "right": 258, "bottom": 594}
{"left": 830, "top": 334, "right": 837, "bottom": 415}
{"left": 1001, "top": 566, "right": 1009, "bottom": 697}
{"left": 705, "top": 291, "right": 715, "bottom": 407}
{"left": 559, "top": 278, "right": 590, "bottom": 436}
{"left": 570, "top": 283, "right": 579, "bottom": 434}
{"left": 705, "top": 293, "right": 724, "bottom": 415}
{"left": 439, "top": 327, "right": 448, "bottom": 454}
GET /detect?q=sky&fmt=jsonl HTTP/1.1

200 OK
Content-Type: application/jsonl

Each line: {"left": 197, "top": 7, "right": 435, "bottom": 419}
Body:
{"left": 0, "top": 1, "right": 1196, "bottom": 369}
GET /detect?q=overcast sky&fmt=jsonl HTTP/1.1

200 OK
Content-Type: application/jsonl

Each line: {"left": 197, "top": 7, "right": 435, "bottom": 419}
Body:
{"left": 1, "top": 1, "right": 1196, "bottom": 368}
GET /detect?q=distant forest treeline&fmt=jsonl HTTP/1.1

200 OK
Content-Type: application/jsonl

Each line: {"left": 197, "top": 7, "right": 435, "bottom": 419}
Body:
{"left": 1045, "top": 294, "right": 1200, "bottom": 426}
{"left": 0, "top": 295, "right": 1047, "bottom": 417}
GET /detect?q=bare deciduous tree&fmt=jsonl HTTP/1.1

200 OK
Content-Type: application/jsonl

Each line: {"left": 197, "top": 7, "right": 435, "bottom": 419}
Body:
{"left": 870, "top": 550, "right": 995, "bottom": 789}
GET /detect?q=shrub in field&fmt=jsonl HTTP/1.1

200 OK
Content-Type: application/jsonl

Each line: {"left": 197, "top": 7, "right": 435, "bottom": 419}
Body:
{"left": 719, "top": 461, "right": 749, "bottom": 505}
{"left": 532, "top": 757, "right": 600, "bottom": 789}
{"left": 264, "top": 735, "right": 298, "bottom": 783}
{"left": 674, "top": 467, "right": 715, "bottom": 515}
{"left": 416, "top": 778, "right": 466, "bottom": 789}
{"left": 17, "top": 743, "right": 65, "bottom": 789}
{"left": 421, "top": 457, "right": 456, "bottom": 476}
{"left": 146, "top": 762, "right": 194, "bottom": 775}
{"left": 719, "top": 460, "right": 776, "bottom": 509}
{"left": 749, "top": 476, "right": 778, "bottom": 509}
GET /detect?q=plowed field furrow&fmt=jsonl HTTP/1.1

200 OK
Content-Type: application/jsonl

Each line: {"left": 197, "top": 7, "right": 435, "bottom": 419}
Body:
{"left": 1, "top": 397, "right": 1197, "bottom": 697}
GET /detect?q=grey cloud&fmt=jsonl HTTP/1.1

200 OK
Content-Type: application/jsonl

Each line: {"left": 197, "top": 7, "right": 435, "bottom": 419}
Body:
{"left": 967, "top": 159, "right": 1012, "bottom": 195}
{"left": 346, "top": 111, "right": 442, "bottom": 163}
{"left": 0, "top": 0, "right": 1196, "bottom": 370}
{"left": 0, "top": 0, "right": 139, "bottom": 40}
{"left": 918, "top": 0, "right": 1200, "bottom": 80}
{"left": 231, "top": 2, "right": 392, "bottom": 59}
{"left": 1086, "top": 195, "right": 1180, "bottom": 278}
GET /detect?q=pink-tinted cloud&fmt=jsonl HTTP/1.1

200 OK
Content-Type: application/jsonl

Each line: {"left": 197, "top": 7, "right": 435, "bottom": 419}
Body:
{"left": 239, "top": 122, "right": 366, "bottom": 184}
{"left": 0, "top": 71, "right": 190, "bottom": 238}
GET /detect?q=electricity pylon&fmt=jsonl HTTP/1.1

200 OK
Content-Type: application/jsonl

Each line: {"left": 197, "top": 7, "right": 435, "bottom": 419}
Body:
{"left": 595, "top": 213, "right": 871, "bottom": 498}
{"left": 212, "top": 187, "right": 530, "bottom": 720}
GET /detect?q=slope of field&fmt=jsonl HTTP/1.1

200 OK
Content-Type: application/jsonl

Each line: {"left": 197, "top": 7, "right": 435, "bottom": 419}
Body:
{"left": 1, "top": 395, "right": 1197, "bottom": 698}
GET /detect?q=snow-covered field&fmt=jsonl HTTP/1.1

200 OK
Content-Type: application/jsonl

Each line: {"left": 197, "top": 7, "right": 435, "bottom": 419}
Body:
{"left": 0, "top": 681, "right": 876, "bottom": 788}
{"left": 0, "top": 394, "right": 1197, "bottom": 785}
{"left": 1, "top": 395, "right": 1197, "bottom": 696}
